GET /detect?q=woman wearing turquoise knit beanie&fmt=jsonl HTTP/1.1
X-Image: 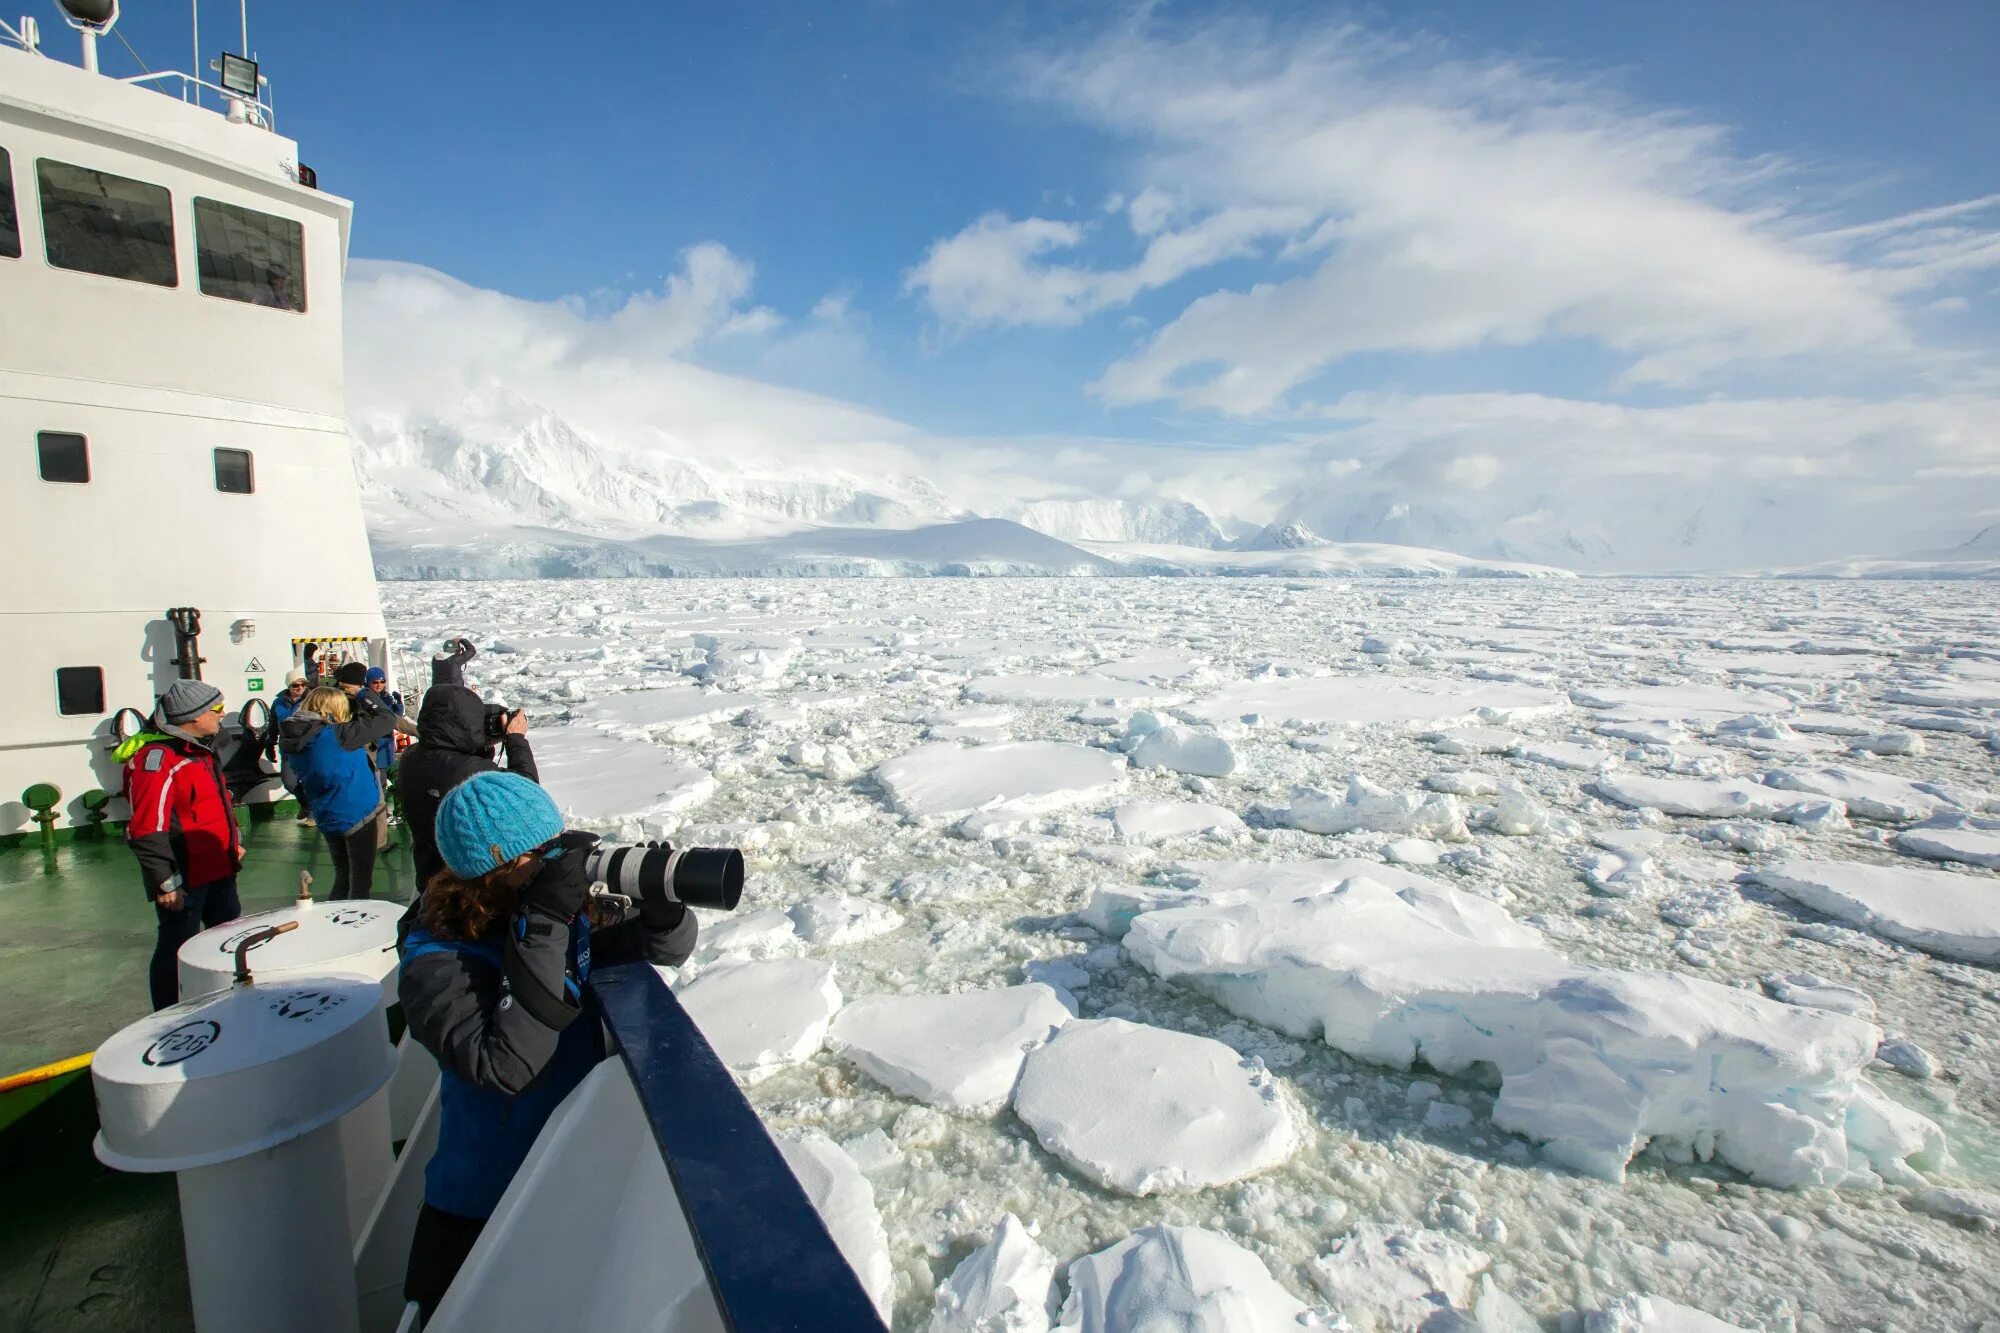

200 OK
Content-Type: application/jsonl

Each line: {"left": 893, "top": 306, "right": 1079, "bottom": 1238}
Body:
{"left": 395, "top": 771, "right": 699, "bottom": 1317}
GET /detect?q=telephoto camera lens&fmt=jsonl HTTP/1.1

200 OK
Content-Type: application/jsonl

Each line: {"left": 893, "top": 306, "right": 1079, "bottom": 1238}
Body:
{"left": 585, "top": 841, "right": 744, "bottom": 912}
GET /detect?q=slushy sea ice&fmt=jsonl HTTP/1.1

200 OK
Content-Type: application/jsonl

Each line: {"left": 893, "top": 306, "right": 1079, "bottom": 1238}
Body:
{"left": 1108, "top": 859, "right": 1941, "bottom": 1187}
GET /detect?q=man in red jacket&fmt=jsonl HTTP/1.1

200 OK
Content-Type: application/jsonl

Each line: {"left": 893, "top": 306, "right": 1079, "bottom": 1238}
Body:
{"left": 117, "top": 679, "right": 245, "bottom": 1009}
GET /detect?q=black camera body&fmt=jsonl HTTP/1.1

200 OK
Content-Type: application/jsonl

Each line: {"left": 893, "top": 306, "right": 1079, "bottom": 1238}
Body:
{"left": 482, "top": 703, "right": 519, "bottom": 742}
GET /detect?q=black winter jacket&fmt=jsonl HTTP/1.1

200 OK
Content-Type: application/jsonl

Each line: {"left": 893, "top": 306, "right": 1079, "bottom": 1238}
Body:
{"left": 399, "top": 685, "right": 539, "bottom": 895}
{"left": 398, "top": 839, "right": 698, "bottom": 1099}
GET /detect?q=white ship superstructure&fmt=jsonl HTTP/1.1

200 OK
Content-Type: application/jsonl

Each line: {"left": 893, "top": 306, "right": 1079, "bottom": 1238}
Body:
{"left": 1, "top": 6, "right": 385, "bottom": 833}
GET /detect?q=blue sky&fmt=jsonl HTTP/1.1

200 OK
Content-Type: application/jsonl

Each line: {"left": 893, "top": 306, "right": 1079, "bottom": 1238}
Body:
{"left": 78, "top": 2, "right": 2000, "bottom": 563}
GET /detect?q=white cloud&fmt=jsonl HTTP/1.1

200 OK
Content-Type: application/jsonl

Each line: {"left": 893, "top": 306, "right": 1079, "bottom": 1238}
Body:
{"left": 906, "top": 204, "right": 1307, "bottom": 328}
{"left": 908, "top": 16, "right": 1999, "bottom": 414}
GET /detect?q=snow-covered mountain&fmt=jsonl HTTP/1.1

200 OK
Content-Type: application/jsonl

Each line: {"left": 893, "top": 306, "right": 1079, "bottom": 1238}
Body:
{"left": 349, "top": 385, "right": 1987, "bottom": 580}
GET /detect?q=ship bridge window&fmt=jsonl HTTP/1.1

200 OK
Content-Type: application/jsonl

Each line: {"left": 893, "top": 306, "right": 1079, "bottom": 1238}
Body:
{"left": 195, "top": 197, "right": 305, "bottom": 312}
{"left": 214, "top": 447, "right": 254, "bottom": 494}
{"left": 37, "top": 432, "right": 90, "bottom": 484}
{"left": 36, "top": 160, "right": 176, "bottom": 286}
{"left": 0, "top": 147, "right": 19, "bottom": 260}
{"left": 56, "top": 667, "right": 106, "bottom": 717}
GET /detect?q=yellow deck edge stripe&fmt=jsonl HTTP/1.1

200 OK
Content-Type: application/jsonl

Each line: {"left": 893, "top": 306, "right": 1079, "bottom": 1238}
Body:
{"left": 0, "top": 1051, "right": 94, "bottom": 1095}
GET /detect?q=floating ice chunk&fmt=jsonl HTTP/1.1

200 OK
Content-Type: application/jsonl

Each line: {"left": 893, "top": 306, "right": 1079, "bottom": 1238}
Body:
{"left": 1282, "top": 776, "right": 1469, "bottom": 841}
{"left": 1127, "top": 725, "right": 1237, "bottom": 777}
{"left": 929, "top": 1213, "right": 1057, "bottom": 1333}
{"left": 777, "top": 1130, "right": 894, "bottom": 1317}
{"left": 789, "top": 894, "right": 904, "bottom": 946}
{"left": 1486, "top": 781, "right": 1552, "bottom": 837}
{"left": 1849, "top": 730, "right": 1926, "bottom": 757}
{"left": 874, "top": 742, "right": 1126, "bottom": 820}
{"left": 1884, "top": 680, "right": 2000, "bottom": 709}
{"left": 1791, "top": 711, "right": 1880, "bottom": 736}
{"left": 1594, "top": 773, "right": 1841, "bottom": 825}
{"left": 678, "top": 957, "right": 842, "bottom": 1082}
{"left": 1306, "top": 1223, "right": 1490, "bottom": 1330}
{"left": 1054, "top": 1225, "right": 1332, "bottom": 1333}
{"left": 1429, "top": 726, "right": 1521, "bottom": 755}
{"left": 1894, "top": 815, "right": 2000, "bottom": 869}
{"left": 1876, "top": 1033, "right": 1941, "bottom": 1080}
{"left": 827, "top": 983, "right": 1074, "bottom": 1115}
{"left": 1594, "top": 719, "right": 1685, "bottom": 746}
{"left": 529, "top": 727, "right": 716, "bottom": 824}
{"left": 1427, "top": 771, "right": 1499, "bottom": 797}
{"left": 1080, "top": 884, "right": 1188, "bottom": 938}
{"left": 1013, "top": 1018, "right": 1297, "bottom": 1195}
{"left": 1759, "top": 971, "right": 1877, "bottom": 1019}
{"left": 689, "top": 633, "right": 795, "bottom": 683}
{"left": 1693, "top": 821, "right": 1788, "bottom": 854}
{"left": 692, "top": 906, "right": 802, "bottom": 962}
{"left": 1762, "top": 765, "right": 1951, "bottom": 823}
{"left": 1913, "top": 1186, "right": 2000, "bottom": 1231}
{"left": 575, "top": 687, "right": 750, "bottom": 733}
{"left": 1586, "top": 1294, "right": 1751, "bottom": 1332}
{"left": 1185, "top": 677, "right": 1565, "bottom": 730}
{"left": 1573, "top": 684, "right": 1792, "bottom": 723}
{"left": 1383, "top": 838, "right": 1443, "bottom": 865}
{"left": 1846, "top": 1079, "right": 1947, "bottom": 1183}
{"left": 1657, "top": 883, "right": 1749, "bottom": 929}
{"left": 967, "top": 674, "right": 1185, "bottom": 706}
{"left": 1110, "top": 801, "right": 1247, "bottom": 846}
{"left": 1750, "top": 860, "right": 2000, "bottom": 963}
{"left": 1517, "top": 740, "right": 1615, "bottom": 772}
{"left": 1120, "top": 859, "right": 1906, "bottom": 1187}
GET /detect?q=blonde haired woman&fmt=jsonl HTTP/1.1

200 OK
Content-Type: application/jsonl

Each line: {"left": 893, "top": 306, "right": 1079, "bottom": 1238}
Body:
{"left": 278, "top": 684, "right": 396, "bottom": 899}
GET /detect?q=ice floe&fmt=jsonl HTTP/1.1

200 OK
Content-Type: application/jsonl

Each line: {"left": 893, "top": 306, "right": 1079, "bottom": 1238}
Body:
{"left": 1587, "top": 1294, "right": 1751, "bottom": 1332}
{"left": 1113, "top": 859, "right": 1927, "bottom": 1186}
{"left": 929, "top": 1213, "right": 1057, "bottom": 1333}
{"left": 874, "top": 742, "right": 1126, "bottom": 824}
{"left": 827, "top": 983, "right": 1074, "bottom": 1115}
{"left": 676, "top": 957, "right": 842, "bottom": 1081}
{"left": 1594, "top": 773, "right": 1842, "bottom": 825}
{"left": 1013, "top": 1018, "right": 1297, "bottom": 1195}
{"left": 1108, "top": 801, "right": 1247, "bottom": 846}
{"left": 1749, "top": 859, "right": 2000, "bottom": 963}
{"left": 1054, "top": 1225, "right": 1332, "bottom": 1333}
{"left": 1306, "top": 1223, "right": 1490, "bottom": 1329}
{"left": 527, "top": 726, "right": 716, "bottom": 826}
{"left": 1281, "top": 775, "right": 1469, "bottom": 840}
{"left": 1184, "top": 676, "right": 1565, "bottom": 729}
{"left": 1895, "top": 815, "right": 2000, "bottom": 869}
{"left": 778, "top": 1130, "right": 894, "bottom": 1317}
{"left": 1763, "top": 764, "right": 1961, "bottom": 822}
{"left": 1125, "top": 725, "right": 1237, "bottom": 777}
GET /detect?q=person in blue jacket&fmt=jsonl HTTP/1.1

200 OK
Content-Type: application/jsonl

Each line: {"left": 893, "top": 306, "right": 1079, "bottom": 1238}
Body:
{"left": 397, "top": 772, "right": 697, "bottom": 1318}
{"left": 266, "top": 670, "right": 314, "bottom": 824}
{"left": 278, "top": 684, "right": 395, "bottom": 900}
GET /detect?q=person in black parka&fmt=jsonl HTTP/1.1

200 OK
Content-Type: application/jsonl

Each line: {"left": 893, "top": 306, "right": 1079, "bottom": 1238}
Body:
{"left": 399, "top": 684, "right": 539, "bottom": 898}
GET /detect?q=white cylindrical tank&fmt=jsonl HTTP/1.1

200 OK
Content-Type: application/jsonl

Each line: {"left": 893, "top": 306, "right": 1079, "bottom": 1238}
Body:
{"left": 93, "top": 972, "right": 395, "bottom": 1333}
{"left": 180, "top": 896, "right": 410, "bottom": 1238}
{"left": 178, "top": 897, "right": 402, "bottom": 999}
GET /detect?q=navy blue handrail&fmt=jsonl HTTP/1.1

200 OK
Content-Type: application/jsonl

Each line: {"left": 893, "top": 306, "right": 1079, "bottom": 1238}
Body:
{"left": 590, "top": 961, "right": 891, "bottom": 1333}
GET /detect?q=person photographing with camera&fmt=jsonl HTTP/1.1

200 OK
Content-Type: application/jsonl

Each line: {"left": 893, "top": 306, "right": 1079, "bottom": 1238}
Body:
{"left": 397, "top": 772, "right": 700, "bottom": 1317}
{"left": 399, "top": 683, "right": 537, "bottom": 898}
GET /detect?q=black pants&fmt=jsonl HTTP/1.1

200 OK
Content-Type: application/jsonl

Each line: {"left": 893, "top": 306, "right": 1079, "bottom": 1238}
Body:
{"left": 405, "top": 1203, "right": 487, "bottom": 1320}
{"left": 325, "top": 818, "right": 379, "bottom": 900}
{"left": 150, "top": 877, "right": 241, "bottom": 1009}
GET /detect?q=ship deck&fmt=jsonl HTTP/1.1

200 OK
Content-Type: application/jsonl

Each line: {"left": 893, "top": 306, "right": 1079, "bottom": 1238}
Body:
{"left": 0, "top": 810, "right": 415, "bottom": 1332}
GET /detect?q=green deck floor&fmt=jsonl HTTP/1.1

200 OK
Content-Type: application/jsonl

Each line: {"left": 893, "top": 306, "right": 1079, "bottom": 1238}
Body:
{"left": 0, "top": 807, "right": 415, "bottom": 1079}
{"left": 0, "top": 810, "right": 416, "bottom": 1333}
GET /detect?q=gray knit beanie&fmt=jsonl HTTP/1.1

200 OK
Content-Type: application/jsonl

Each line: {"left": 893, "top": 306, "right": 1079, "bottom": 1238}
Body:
{"left": 158, "top": 679, "right": 224, "bottom": 724}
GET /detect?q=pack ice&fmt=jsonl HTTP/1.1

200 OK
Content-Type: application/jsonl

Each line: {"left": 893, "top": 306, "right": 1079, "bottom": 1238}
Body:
{"left": 1749, "top": 859, "right": 2000, "bottom": 963}
{"left": 1012, "top": 1018, "right": 1298, "bottom": 1195}
{"left": 827, "top": 983, "right": 1075, "bottom": 1116}
{"left": 873, "top": 742, "right": 1126, "bottom": 827}
{"left": 1183, "top": 676, "right": 1564, "bottom": 729}
{"left": 1054, "top": 1225, "right": 1334, "bottom": 1333}
{"left": 1105, "top": 860, "right": 1931, "bottom": 1186}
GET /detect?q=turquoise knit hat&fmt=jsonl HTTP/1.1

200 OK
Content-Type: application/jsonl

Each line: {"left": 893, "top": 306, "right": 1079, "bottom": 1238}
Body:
{"left": 434, "top": 772, "right": 564, "bottom": 878}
